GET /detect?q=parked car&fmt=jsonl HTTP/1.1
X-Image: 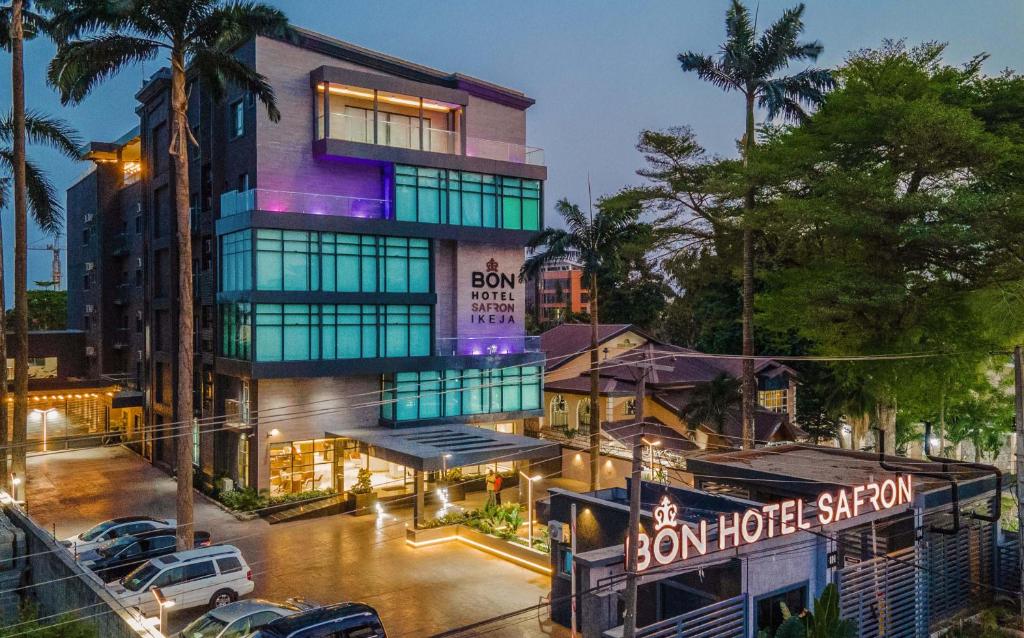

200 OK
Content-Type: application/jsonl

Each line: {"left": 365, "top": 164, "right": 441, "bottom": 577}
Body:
{"left": 175, "top": 598, "right": 320, "bottom": 638}
{"left": 62, "top": 516, "right": 175, "bottom": 555}
{"left": 80, "top": 529, "right": 212, "bottom": 583}
{"left": 108, "top": 545, "right": 254, "bottom": 617}
{"left": 249, "top": 603, "right": 387, "bottom": 638}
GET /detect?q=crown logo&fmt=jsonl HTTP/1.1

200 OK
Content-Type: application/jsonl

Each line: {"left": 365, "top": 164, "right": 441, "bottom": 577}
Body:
{"left": 486, "top": 258, "right": 499, "bottom": 273}
{"left": 652, "top": 496, "right": 678, "bottom": 530}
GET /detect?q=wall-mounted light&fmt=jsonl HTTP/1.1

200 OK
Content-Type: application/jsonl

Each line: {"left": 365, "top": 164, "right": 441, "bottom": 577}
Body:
{"left": 266, "top": 428, "right": 280, "bottom": 438}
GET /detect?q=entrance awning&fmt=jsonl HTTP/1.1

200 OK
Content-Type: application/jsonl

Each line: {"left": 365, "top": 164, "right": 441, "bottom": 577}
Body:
{"left": 325, "top": 424, "right": 552, "bottom": 472}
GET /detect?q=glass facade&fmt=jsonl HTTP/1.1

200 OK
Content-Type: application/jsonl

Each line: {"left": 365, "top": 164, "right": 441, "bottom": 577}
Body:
{"left": 220, "top": 303, "right": 431, "bottom": 362}
{"left": 269, "top": 438, "right": 338, "bottom": 495}
{"left": 395, "top": 165, "right": 541, "bottom": 231}
{"left": 380, "top": 365, "right": 542, "bottom": 421}
{"left": 220, "top": 229, "right": 430, "bottom": 294}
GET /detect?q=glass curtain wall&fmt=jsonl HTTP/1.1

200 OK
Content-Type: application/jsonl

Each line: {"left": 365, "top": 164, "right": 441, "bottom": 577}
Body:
{"left": 380, "top": 365, "right": 542, "bottom": 421}
{"left": 395, "top": 165, "right": 541, "bottom": 231}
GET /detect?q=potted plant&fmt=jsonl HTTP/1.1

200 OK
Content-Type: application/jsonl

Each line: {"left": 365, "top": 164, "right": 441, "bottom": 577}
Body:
{"left": 442, "top": 467, "right": 466, "bottom": 502}
{"left": 346, "top": 468, "right": 377, "bottom": 515}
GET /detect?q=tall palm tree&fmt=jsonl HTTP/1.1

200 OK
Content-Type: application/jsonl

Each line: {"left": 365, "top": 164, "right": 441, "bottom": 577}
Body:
{"left": 679, "top": 372, "right": 742, "bottom": 443}
{"left": 678, "top": 1, "right": 832, "bottom": 449}
{"left": 521, "top": 198, "right": 646, "bottom": 491}
{"left": 1, "top": 0, "right": 71, "bottom": 499}
{"left": 49, "top": 0, "right": 289, "bottom": 550}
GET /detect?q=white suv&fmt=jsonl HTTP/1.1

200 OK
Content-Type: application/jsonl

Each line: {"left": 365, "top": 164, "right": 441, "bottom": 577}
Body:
{"left": 108, "top": 545, "right": 254, "bottom": 616}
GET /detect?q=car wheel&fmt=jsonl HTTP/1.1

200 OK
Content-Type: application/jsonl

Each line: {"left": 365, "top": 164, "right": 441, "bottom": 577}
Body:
{"left": 209, "top": 589, "right": 236, "bottom": 609}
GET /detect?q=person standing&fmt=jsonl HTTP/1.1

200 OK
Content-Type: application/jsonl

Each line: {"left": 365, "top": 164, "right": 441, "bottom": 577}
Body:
{"left": 486, "top": 469, "right": 496, "bottom": 506}
{"left": 493, "top": 472, "right": 503, "bottom": 505}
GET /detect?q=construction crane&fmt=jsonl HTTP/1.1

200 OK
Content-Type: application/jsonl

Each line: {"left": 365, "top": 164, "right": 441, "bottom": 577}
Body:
{"left": 29, "top": 238, "right": 61, "bottom": 290}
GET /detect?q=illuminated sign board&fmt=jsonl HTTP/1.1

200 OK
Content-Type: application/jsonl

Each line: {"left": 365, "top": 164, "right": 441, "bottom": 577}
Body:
{"left": 470, "top": 258, "right": 517, "bottom": 326}
{"left": 633, "top": 475, "right": 913, "bottom": 572}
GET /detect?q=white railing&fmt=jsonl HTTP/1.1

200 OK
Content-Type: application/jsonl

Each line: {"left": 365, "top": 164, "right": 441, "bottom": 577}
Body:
{"left": 436, "top": 335, "right": 541, "bottom": 357}
{"left": 327, "top": 112, "right": 459, "bottom": 154}
{"left": 466, "top": 137, "right": 545, "bottom": 166}
{"left": 220, "top": 188, "right": 388, "bottom": 219}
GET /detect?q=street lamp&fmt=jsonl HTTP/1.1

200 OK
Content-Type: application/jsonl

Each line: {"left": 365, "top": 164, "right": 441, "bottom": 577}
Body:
{"left": 519, "top": 473, "right": 542, "bottom": 546}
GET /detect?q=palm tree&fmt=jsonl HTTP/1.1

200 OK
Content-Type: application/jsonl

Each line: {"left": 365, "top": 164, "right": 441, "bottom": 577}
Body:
{"left": 1, "top": 0, "right": 74, "bottom": 499}
{"left": 521, "top": 198, "right": 646, "bottom": 491}
{"left": 678, "top": 1, "right": 832, "bottom": 449}
{"left": 48, "top": 0, "right": 290, "bottom": 550}
{"left": 679, "top": 372, "right": 742, "bottom": 444}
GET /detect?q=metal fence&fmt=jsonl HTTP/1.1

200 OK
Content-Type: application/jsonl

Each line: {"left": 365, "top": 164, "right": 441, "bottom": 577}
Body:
{"left": 925, "top": 519, "right": 994, "bottom": 624}
{"left": 603, "top": 594, "right": 746, "bottom": 638}
{"left": 838, "top": 545, "right": 925, "bottom": 638}
{"left": 998, "top": 531, "right": 1019, "bottom": 593}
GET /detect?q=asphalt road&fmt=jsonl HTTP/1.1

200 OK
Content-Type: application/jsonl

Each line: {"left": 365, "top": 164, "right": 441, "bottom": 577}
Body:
{"left": 26, "top": 446, "right": 562, "bottom": 637}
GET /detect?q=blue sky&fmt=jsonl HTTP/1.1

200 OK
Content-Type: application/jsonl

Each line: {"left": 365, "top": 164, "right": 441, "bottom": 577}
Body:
{"left": 0, "top": 0, "right": 1021, "bottom": 300}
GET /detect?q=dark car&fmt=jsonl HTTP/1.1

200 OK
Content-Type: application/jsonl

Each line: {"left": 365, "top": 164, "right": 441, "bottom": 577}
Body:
{"left": 81, "top": 529, "right": 212, "bottom": 583}
{"left": 249, "top": 603, "right": 386, "bottom": 638}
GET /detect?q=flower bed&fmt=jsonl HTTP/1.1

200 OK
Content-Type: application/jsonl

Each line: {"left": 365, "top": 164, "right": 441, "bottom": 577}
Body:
{"left": 217, "top": 487, "right": 336, "bottom": 515}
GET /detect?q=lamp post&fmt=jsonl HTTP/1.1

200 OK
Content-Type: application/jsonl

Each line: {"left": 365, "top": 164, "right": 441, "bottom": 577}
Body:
{"left": 519, "top": 472, "right": 541, "bottom": 546}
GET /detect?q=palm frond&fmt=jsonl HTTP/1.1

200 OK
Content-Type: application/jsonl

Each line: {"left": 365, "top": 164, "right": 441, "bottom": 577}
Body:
{"left": 721, "top": 0, "right": 755, "bottom": 76}
{"left": 43, "top": 0, "right": 157, "bottom": 41}
{"left": 678, "top": 51, "right": 740, "bottom": 92}
{"left": 520, "top": 228, "right": 577, "bottom": 282}
{"left": 758, "top": 68, "right": 834, "bottom": 121}
{"left": 197, "top": 1, "right": 292, "bottom": 51}
{"left": 190, "top": 47, "right": 279, "bottom": 121}
{"left": 752, "top": 3, "right": 813, "bottom": 74}
{"left": 0, "top": 150, "right": 62, "bottom": 235}
{"left": 49, "top": 33, "right": 162, "bottom": 104}
{"left": 0, "top": 6, "right": 50, "bottom": 49}
{"left": 0, "top": 111, "right": 82, "bottom": 159}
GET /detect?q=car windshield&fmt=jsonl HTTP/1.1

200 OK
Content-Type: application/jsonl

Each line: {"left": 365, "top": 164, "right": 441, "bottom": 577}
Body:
{"left": 122, "top": 562, "right": 159, "bottom": 592}
{"left": 180, "top": 613, "right": 229, "bottom": 638}
{"left": 80, "top": 520, "right": 120, "bottom": 541}
{"left": 97, "top": 536, "right": 134, "bottom": 557}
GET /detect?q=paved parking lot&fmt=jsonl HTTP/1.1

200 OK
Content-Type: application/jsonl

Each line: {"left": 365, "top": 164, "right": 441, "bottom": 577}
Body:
{"left": 27, "top": 446, "right": 563, "bottom": 637}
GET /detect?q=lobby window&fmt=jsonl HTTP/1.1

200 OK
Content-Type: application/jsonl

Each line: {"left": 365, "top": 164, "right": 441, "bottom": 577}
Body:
{"left": 395, "top": 165, "right": 541, "bottom": 231}
{"left": 220, "top": 303, "right": 251, "bottom": 360}
{"left": 220, "top": 230, "right": 252, "bottom": 292}
{"left": 269, "top": 438, "right": 336, "bottom": 495}
{"left": 381, "top": 365, "right": 542, "bottom": 421}
{"left": 230, "top": 99, "right": 244, "bottom": 138}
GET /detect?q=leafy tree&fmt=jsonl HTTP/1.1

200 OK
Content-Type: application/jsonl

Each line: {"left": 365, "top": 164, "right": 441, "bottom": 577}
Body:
{"left": 521, "top": 198, "right": 646, "bottom": 490}
{"left": 762, "top": 584, "right": 856, "bottom": 638}
{"left": 943, "top": 379, "right": 1014, "bottom": 462}
{"left": 679, "top": 372, "right": 741, "bottom": 438}
{"left": 758, "top": 42, "right": 1024, "bottom": 456}
{"left": 678, "top": 0, "right": 832, "bottom": 448}
{"left": 48, "top": 0, "right": 291, "bottom": 551}
{"left": 0, "top": 602, "right": 97, "bottom": 637}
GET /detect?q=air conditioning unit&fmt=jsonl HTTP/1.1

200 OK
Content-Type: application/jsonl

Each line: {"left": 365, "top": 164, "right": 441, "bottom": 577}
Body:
{"left": 85, "top": 346, "right": 96, "bottom": 357}
{"left": 85, "top": 304, "right": 94, "bottom": 313}
{"left": 85, "top": 262, "right": 95, "bottom": 271}
{"left": 135, "top": 202, "right": 142, "bottom": 213}
{"left": 136, "top": 257, "right": 143, "bottom": 268}
{"left": 137, "top": 350, "right": 143, "bottom": 361}
{"left": 83, "top": 213, "right": 94, "bottom": 223}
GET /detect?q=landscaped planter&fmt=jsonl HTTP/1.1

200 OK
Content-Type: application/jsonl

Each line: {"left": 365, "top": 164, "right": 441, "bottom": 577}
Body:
{"left": 346, "top": 491, "right": 378, "bottom": 515}
{"left": 259, "top": 493, "right": 336, "bottom": 518}
{"left": 405, "top": 523, "right": 550, "bottom": 574}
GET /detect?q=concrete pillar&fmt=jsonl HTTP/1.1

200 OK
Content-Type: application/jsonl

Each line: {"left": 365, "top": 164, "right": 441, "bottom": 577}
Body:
{"left": 413, "top": 470, "right": 425, "bottom": 528}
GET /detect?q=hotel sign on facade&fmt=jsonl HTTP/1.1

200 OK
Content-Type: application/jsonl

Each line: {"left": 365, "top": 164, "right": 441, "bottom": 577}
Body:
{"left": 634, "top": 475, "right": 914, "bottom": 572}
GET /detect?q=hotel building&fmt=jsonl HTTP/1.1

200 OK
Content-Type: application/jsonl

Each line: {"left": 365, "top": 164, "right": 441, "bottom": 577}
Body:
{"left": 67, "top": 28, "right": 550, "bottom": 508}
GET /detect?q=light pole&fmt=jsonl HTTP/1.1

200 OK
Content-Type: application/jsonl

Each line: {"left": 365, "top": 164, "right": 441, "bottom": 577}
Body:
{"left": 519, "top": 472, "right": 541, "bottom": 546}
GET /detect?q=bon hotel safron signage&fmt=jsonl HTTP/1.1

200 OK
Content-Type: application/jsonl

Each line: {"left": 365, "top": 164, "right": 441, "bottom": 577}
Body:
{"left": 469, "top": 258, "right": 516, "bottom": 325}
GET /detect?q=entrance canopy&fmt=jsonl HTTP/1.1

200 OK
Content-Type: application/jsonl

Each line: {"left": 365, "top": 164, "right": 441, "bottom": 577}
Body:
{"left": 326, "top": 424, "right": 552, "bottom": 472}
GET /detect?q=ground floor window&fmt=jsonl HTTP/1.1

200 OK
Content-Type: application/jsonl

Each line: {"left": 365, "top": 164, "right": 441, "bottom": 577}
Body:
{"left": 756, "top": 584, "right": 807, "bottom": 636}
{"left": 268, "top": 438, "right": 338, "bottom": 495}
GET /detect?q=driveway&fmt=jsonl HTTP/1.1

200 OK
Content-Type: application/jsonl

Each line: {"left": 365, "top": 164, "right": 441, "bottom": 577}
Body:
{"left": 27, "top": 446, "right": 564, "bottom": 637}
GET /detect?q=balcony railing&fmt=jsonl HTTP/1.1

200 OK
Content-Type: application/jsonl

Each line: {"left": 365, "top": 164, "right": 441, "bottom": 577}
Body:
{"left": 322, "top": 113, "right": 544, "bottom": 166}
{"left": 466, "top": 137, "right": 544, "bottom": 166}
{"left": 436, "top": 335, "right": 541, "bottom": 357}
{"left": 220, "top": 188, "right": 388, "bottom": 220}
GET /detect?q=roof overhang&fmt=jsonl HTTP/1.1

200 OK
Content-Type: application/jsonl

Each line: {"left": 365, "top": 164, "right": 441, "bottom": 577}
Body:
{"left": 326, "top": 424, "right": 553, "bottom": 472}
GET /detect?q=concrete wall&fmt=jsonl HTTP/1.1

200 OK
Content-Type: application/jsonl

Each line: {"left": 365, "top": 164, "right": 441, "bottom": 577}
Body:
{"left": 4, "top": 504, "right": 160, "bottom": 638}
{"left": 561, "top": 448, "right": 630, "bottom": 489}
{"left": 254, "top": 375, "right": 379, "bottom": 490}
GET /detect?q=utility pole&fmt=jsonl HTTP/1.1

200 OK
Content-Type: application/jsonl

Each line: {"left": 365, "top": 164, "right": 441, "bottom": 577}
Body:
{"left": 623, "top": 349, "right": 650, "bottom": 638}
{"left": 1013, "top": 345, "right": 1024, "bottom": 627}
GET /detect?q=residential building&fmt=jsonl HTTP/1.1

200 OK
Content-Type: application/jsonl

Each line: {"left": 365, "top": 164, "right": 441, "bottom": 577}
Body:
{"left": 537, "top": 323, "right": 802, "bottom": 486}
{"left": 524, "top": 248, "right": 588, "bottom": 321}
{"left": 66, "top": 28, "right": 550, "bottom": 514}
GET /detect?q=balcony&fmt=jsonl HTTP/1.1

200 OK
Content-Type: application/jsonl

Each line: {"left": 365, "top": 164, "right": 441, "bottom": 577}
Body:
{"left": 436, "top": 335, "right": 541, "bottom": 357}
{"left": 220, "top": 188, "right": 388, "bottom": 220}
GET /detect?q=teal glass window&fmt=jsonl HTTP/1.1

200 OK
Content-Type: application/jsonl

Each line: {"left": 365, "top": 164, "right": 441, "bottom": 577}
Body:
{"left": 219, "top": 231, "right": 251, "bottom": 292}
{"left": 250, "top": 229, "right": 429, "bottom": 294}
{"left": 395, "top": 165, "right": 540, "bottom": 231}
{"left": 381, "top": 365, "right": 542, "bottom": 421}
{"left": 252, "top": 304, "right": 430, "bottom": 362}
{"left": 220, "top": 303, "right": 251, "bottom": 359}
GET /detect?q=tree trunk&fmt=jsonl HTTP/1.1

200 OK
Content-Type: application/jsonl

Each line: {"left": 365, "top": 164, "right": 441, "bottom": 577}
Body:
{"left": 938, "top": 385, "right": 946, "bottom": 456}
{"left": 740, "top": 92, "right": 757, "bottom": 450}
{"left": 10, "top": 0, "right": 27, "bottom": 502}
{"left": 0, "top": 221, "right": 9, "bottom": 493}
{"left": 876, "top": 401, "right": 897, "bottom": 456}
{"left": 171, "top": 53, "right": 195, "bottom": 551}
{"left": 588, "top": 274, "right": 601, "bottom": 491}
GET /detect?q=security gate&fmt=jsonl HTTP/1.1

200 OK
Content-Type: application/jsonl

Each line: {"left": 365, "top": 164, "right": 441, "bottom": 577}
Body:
{"left": 837, "top": 545, "right": 925, "bottom": 638}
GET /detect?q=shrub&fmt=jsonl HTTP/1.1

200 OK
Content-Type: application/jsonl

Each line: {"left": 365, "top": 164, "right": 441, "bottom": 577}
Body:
{"left": 218, "top": 487, "right": 268, "bottom": 511}
{"left": 350, "top": 468, "right": 373, "bottom": 494}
